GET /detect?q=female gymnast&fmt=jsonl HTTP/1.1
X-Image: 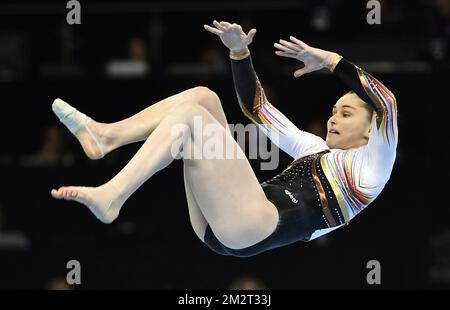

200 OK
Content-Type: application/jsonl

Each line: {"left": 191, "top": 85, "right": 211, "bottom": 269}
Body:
{"left": 51, "top": 21, "right": 398, "bottom": 257}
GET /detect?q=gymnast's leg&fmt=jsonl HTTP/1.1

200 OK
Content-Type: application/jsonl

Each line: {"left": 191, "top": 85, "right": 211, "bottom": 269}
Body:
{"left": 52, "top": 87, "right": 229, "bottom": 241}
{"left": 52, "top": 86, "right": 229, "bottom": 159}
{"left": 51, "top": 103, "right": 278, "bottom": 249}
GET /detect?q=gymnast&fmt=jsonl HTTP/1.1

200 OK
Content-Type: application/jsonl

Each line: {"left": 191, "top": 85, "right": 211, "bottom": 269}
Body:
{"left": 51, "top": 21, "right": 398, "bottom": 257}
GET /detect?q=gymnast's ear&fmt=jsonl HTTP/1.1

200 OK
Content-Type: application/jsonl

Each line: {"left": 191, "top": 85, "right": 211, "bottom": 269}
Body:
{"left": 364, "top": 111, "right": 377, "bottom": 140}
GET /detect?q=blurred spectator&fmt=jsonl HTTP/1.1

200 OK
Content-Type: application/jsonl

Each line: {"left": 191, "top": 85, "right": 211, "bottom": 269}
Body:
{"left": 128, "top": 37, "right": 148, "bottom": 61}
{"left": 311, "top": 6, "right": 332, "bottom": 32}
{"left": 422, "top": 0, "right": 450, "bottom": 65}
{"left": 435, "top": 0, "right": 450, "bottom": 18}
{"left": 45, "top": 276, "right": 74, "bottom": 290}
{"left": 228, "top": 275, "right": 267, "bottom": 290}
{"left": 0, "top": 204, "right": 31, "bottom": 250}
{"left": 106, "top": 37, "right": 150, "bottom": 78}
{"left": 168, "top": 46, "right": 227, "bottom": 77}
{"left": 39, "top": 23, "right": 84, "bottom": 79}
{"left": 201, "top": 47, "right": 228, "bottom": 74}
{"left": 19, "top": 124, "right": 74, "bottom": 167}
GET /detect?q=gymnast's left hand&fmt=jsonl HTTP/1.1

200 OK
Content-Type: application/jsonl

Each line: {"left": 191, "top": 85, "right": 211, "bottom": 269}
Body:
{"left": 274, "top": 36, "right": 340, "bottom": 77}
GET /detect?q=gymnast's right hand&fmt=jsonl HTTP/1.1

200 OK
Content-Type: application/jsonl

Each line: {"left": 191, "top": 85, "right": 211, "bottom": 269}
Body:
{"left": 204, "top": 20, "right": 256, "bottom": 54}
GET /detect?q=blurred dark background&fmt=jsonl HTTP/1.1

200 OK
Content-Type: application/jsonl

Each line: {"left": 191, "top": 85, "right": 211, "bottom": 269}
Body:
{"left": 0, "top": 0, "right": 449, "bottom": 289}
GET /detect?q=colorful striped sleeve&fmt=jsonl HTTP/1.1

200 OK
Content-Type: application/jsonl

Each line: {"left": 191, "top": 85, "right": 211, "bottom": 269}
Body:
{"left": 230, "top": 53, "right": 328, "bottom": 159}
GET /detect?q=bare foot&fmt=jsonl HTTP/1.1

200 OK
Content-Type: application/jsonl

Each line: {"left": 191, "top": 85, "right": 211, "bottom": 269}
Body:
{"left": 52, "top": 98, "right": 112, "bottom": 160}
{"left": 51, "top": 183, "right": 124, "bottom": 223}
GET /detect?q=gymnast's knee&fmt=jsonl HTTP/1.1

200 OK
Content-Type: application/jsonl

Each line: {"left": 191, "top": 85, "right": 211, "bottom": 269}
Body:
{"left": 189, "top": 86, "right": 222, "bottom": 111}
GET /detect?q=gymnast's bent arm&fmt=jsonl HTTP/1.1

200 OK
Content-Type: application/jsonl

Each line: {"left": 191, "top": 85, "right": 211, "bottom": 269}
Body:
{"left": 275, "top": 36, "right": 398, "bottom": 184}
{"left": 204, "top": 21, "right": 328, "bottom": 160}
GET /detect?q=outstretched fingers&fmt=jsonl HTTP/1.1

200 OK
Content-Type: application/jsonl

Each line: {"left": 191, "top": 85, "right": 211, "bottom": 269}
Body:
{"left": 278, "top": 39, "right": 303, "bottom": 52}
{"left": 274, "top": 50, "right": 297, "bottom": 59}
{"left": 289, "top": 36, "right": 308, "bottom": 48}
{"left": 204, "top": 24, "right": 223, "bottom": 36}
{"left": 205, "top": 20, "right": 238, "bottom": 36}
{"left": 274, "top": 42, "right": 296, "bottom": 53}
{"left": 204, "top": 20, "right": 229, "bottom": 35}
{"left": 213, "top": 20, "right": 226, "bottom": 29}
{"left": 219, "top": 21, "right": 232, "bottom": 28}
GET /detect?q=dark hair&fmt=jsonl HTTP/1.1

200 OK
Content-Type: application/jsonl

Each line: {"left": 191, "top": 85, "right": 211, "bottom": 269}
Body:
{"left": 343, "top": 90, "right": 374, "bottom": 122}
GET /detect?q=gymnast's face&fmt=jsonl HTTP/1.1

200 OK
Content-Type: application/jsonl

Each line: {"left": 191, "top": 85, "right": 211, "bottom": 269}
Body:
{"left": 326, "top": 93, "right": 373, "bottom": 150}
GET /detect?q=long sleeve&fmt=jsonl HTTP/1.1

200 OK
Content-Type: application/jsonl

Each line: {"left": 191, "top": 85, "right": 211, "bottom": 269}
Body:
{"left": 230, "top": 53, "right": 328, "bottom": 159}
{"left": 320, "top": 58, "right": 398, "bottom": 222}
